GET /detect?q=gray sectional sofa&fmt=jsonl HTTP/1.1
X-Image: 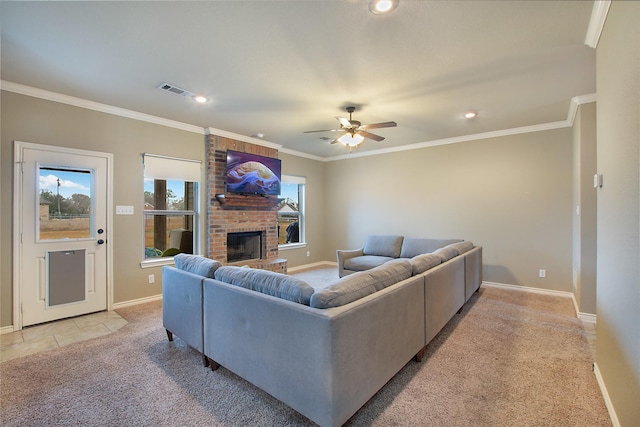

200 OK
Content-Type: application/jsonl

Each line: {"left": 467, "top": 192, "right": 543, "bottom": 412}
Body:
{"left": 162, "top": 237, "right": 482, "bottom": 427}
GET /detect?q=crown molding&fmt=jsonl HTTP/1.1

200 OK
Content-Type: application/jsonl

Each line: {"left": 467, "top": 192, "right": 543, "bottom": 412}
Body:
{"left": 325, "top": 94, "right": 598, "bottom": 162}
{"left": 584, "top": 0, "right": 611, "bottom": 48}
{"left": 567, "top": 93, "right": 597, "bottom": 126}
{"left": 1, "top": 80, "right": 205, "bottom": 134}
{"left": 2, "top": 80, "right": 597, "bottom": 163}
{"left": 279, "top": 147, "right": 325, "bottom": 162}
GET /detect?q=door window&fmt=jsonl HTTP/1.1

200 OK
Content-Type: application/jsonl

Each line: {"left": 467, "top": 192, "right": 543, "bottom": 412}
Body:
{"left": 38, "top": 166, "right": 93, "bottom": 240}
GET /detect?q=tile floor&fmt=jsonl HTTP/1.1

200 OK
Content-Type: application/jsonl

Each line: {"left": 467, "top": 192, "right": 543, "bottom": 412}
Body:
{"left": 0, "top": 310, "right": 127, "bottom": 363}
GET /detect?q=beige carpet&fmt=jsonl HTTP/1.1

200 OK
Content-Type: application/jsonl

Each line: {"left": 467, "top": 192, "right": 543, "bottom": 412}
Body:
{"left": 1, "top": 269, "right": 611, "bottom": 426}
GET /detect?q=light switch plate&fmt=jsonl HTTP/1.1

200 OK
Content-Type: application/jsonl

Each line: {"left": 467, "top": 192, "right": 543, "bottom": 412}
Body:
{"left": 116, "top": 205, "right": 134, "bottom": 215}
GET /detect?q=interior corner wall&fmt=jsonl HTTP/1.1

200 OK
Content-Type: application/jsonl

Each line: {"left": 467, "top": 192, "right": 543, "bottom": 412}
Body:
{"left": 572, "top": 102, "right": 598, "bottom": 315}
{"left": 324, "top": 128, "right": 574, "bottom": 292}
{"left": 595, "top": 1, "right": 640, "bottom": 425}
{"left": 0, "top": 91, "right": 207, "bottom": 327}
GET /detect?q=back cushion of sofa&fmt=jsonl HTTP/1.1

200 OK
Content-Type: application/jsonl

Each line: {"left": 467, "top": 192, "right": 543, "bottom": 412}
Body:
{"left": 310, "top": 259, "right": 412, "bottom": 308}
{"left": 367, "top": 259, "right": 412, "bottom": 291}
{"left": 400, "top": 238, "right": 464, "bottom": 258}
{"left": 214, "top": 266, "right": 314, "bottom": 305}
{"left": 363, "top": 235, "right": 404, "bottom": 258}
{"left": 174, "top": 254, "right": 222, "bottom": 278}
{"left": 445, "top": 241, "right": 474, "bottom": 255}
{"left": 411, "top": 253, "right": 442, "bottom": 275}
{"left": 309, "top": 270, "right": 378, "bottom": 309}
{"left": 432, "top": 246, "right": 459, "bottom": 262}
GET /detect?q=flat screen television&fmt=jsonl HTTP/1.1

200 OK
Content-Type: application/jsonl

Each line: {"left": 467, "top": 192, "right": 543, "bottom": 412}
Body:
{"left": 225, "top": 150, "right": 281, "bottom": 196}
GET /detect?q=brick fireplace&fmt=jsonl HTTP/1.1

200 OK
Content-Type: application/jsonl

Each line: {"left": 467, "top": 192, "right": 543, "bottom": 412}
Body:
{"left": 206, "top": 134, "right": 286, "bottom": 273}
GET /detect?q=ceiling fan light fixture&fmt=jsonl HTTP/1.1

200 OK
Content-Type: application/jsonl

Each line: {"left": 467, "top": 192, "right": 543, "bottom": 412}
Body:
{"left": 369, "top": 0, "right": 399, "bottom": 15}
{"left": 338, "top": 132, "right": 365, "bottom": 147}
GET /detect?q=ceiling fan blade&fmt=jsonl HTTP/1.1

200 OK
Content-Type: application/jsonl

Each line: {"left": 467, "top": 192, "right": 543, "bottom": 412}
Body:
{"left": 336, "top": 116, "right": 351, "bottom": 128}
{"left": 358, "top": 130, "right": 385, "bottom": 142}
{"left": 304, "top": 128, "right": 343, "bottom": 133}
{"left": 359, "top": 121, "right": 397, "bottom": 130}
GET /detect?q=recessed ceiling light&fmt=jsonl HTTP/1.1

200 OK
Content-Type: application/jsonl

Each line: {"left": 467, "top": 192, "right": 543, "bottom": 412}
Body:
{"left": 369, "top": 0, "right": 399, "bottom": 15}
{"left": 193, "top": 95, "right": 208, "bottom": 104}
{"left": 252, "top": 133, "right": 265, "bottom": 139}
{"left": 465, "top": 112, "right": 477, "bottom": 119}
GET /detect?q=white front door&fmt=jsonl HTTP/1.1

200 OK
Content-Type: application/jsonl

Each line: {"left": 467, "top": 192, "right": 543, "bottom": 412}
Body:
{"left": 14, "top": 142, "right": 112, "bottom": 328}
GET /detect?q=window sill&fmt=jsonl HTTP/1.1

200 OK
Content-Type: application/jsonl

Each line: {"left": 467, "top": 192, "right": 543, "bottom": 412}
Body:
{"left": 140, "top": 257, "right": 175, "bottom": 269}
{"left": 278, "top": 243, "right": 307, "bottom": 251}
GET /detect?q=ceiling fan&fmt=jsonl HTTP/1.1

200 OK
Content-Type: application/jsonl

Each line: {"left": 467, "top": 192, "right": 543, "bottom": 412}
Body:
{"left": 304, "top": 106, "right": 397, "bottom": 148}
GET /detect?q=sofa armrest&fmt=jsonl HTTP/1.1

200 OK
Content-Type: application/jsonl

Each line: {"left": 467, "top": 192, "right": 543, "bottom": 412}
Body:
{"left": 161, "top": 266, "right": 205, "bottom": 353}
{"left": 336, "top": 247, "right": 364, "bottom": 278}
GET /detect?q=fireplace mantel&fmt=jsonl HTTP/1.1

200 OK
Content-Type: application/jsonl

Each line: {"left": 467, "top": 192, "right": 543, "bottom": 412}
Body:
{"left": 213, "top": 193, "right": 279, "bottom": 209}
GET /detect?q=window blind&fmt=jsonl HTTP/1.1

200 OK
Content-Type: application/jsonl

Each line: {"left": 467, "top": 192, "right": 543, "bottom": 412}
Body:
{"left": 143, "top": 153, "right": 201, "bottom": 182}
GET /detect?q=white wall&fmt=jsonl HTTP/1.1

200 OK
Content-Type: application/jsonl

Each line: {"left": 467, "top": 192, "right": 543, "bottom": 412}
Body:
{"left": 324, "top": 128, "right": 574, "bottom": 291}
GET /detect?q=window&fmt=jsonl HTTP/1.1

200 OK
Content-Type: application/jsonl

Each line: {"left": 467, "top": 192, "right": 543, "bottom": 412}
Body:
{"left": 38, "top": 167, "right": 93, "bottom": 240}
{"left": 278, "top": 175, "right": 305, "bottom": 246}
{"left": 143, "top": 154, "right": 201, "bottom": 261}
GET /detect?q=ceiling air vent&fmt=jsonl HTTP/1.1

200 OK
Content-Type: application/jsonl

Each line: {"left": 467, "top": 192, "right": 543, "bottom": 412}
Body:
{"left": 157, "top": 83, "right": 194, "bottom": 98}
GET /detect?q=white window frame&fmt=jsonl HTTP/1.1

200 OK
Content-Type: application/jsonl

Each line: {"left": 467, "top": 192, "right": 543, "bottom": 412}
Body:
{"left": 141, "top": 154, "right": 201, "bottom": 268}
{"left": 278, "top": 175, "right": 306, "bottom": 250}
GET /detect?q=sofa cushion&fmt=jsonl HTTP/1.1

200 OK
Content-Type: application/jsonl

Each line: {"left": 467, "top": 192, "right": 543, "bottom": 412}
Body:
{"left": 309, "top": 270, "right": 378, "bottom": 309}
{"left": 400, "top": 238, "right": 464, "bottom": 258}
{"left": 344, "top": 255, "right": 395, "bottom": 272}
{"left": 367, "top": 259, "right": 412, "bottom": 291}
{"left": 174, "top": 254, "right": 221, "bottom": 278}
{"left": 310, "top": 260, "right": 412, "bottom": 308}
{"left": 363, "top": 235, "right": 404, "bottom": 258}
{"left": 446, "top": 241, "right": 474, "bottom": 255}
{"left": 432, "top": 246, "right": 459, "bottom": 262}
{"left": 214, "top": 266, "right": 314, "bottom": 305}
{"left": 410, "top": 253, "right": 442, "bottom": 275}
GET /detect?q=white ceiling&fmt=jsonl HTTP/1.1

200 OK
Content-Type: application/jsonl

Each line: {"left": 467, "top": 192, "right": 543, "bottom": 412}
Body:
{"left": 0, "top": 1, "right": 596, "bottom": 159}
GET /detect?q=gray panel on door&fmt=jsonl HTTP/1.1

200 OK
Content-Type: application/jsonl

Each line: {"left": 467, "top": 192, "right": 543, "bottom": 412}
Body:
{"left": 49, "top": 250, "right": 85, "bottom": 306}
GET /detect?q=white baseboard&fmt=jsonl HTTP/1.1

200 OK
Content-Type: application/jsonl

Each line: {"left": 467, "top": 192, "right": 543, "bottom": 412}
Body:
{"left": 570, "top": 295, "right": 598, "bottom": 324}
{"left": 112, "top": 294, "right": 162, "bottom": 310}
{"left": 482, "top": 281, "right": 597, "bottom": 324}
{"left": 0, "top": 325, "right": 16, "bottom": 335}
{"left": 593, "top": 363, "right": 621, "bottom": 427}
{"left": 482, "top": 281, "right": 574, "bottom": 298}
{"left": 578, "top": 312, "right": 597, "bottom": 324}
{"left": 288, "top": 261, "right": 337, "bottom": 273}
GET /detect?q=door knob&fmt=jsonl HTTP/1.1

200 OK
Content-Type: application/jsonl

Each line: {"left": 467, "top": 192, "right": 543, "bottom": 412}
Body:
{"left": 97, "top": 239, "right": 105, "bottom": 245}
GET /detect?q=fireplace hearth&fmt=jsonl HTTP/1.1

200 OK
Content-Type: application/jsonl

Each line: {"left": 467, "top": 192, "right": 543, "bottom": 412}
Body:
{"left": 227, "top": 231, "right": 263, "bottom": 263}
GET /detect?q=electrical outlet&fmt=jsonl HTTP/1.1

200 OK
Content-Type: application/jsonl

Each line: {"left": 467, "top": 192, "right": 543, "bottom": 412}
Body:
{"left": 307, "top": 251, "right": 311, "bottom": 257}
{"left": 148, "top": 274, "right": 155, "bottom": 284}
{"left": 539, "top": 269, "right": 546, "bottom": 278}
